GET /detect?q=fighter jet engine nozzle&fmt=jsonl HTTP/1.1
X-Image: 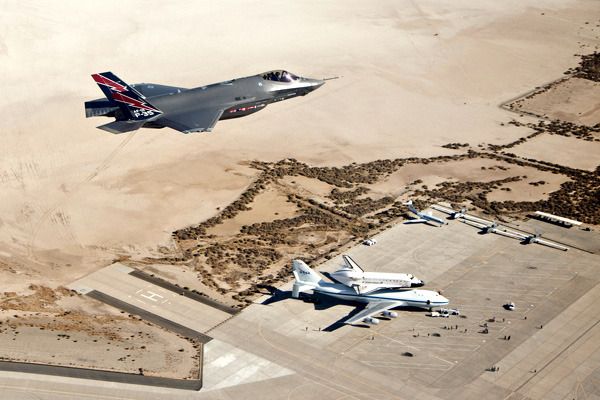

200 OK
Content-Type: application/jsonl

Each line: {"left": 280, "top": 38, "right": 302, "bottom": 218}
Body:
{"left": 363, "top": 317, "right": 380, "bottom": 325}
{"left": 382, "top": 311, "right": 398, "bottom": 318}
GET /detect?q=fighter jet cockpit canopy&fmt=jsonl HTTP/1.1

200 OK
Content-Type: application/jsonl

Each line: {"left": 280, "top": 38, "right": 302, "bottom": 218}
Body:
{"left": 262, "top": 70, "right": 300, "bottom": 83}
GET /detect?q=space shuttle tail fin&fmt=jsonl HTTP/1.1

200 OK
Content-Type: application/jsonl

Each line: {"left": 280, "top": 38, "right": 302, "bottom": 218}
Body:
{"left": 342, "top": 255, "right": 364, "bottom": 273}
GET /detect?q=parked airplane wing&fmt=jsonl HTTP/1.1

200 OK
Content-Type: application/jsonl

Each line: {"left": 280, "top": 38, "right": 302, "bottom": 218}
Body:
{"left": 403, "top": 218, "right": 428, "bottom": 224}
{"left": 494, "top": 229, "right": 527, "bottom": 240}
{"left": 462, "top": 214, "right": 492, "bottom": 225}
{"left": 431, "top": 204, "right": 454, "bottom": 214}
{"left": 344, "top": 301, "right": 405, "bottom": 325}
{"left": 160, "top": 108, "right": 225, "bottom": 133}
{"left": 535, "top": 238, "right": 568, "bottom": 251}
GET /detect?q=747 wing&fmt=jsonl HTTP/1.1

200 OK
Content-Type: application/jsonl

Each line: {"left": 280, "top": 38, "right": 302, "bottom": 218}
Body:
{"left": 344, "top": 301, "right": 405, "bottom": 325}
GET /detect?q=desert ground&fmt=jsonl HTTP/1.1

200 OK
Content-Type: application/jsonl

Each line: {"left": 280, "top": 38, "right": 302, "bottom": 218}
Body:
{"left": 0, "top": 0, "right": 599, "bottom": 395}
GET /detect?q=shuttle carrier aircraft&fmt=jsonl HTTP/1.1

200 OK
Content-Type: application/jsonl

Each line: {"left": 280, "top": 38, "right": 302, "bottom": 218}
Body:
{"left": 292, "top": 260, "right": 448, "bottom": 326}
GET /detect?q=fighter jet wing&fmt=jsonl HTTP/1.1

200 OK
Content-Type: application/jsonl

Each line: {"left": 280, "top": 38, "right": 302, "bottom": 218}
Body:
{"left": 160, "top": 108, "right": 225, "bottom": 133}
{"left": 344, "top": 301, "right": 405, "bottom": 325}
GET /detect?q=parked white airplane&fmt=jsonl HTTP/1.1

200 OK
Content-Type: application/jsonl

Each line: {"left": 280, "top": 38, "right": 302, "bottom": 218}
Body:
{"left": 403, "top": 200, "right": 447, "bottom": 226}
{"left": 521, "top": 232, "right": 568, "bottom": 251}
{"left": 292, "top": 260, "right": 449, "bottom": 326}
{"left": 330, "top": 255, "right": 424, "bottom": 294}
{"left": 432, "top": 204, "right": 568, "bottom": 251}
{"left": 432, "top": 204, "right": 488, "bottom": 224}
{"left": 476, "top": 221, "right": 525, "bottom": 239}
{"left": 468, "top": 221, "right": 568, "bottom": 251}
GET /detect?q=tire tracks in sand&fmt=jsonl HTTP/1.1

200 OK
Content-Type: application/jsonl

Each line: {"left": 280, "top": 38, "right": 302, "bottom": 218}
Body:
{"left": 27, "top": 132, "right": 138, "bottom": 262}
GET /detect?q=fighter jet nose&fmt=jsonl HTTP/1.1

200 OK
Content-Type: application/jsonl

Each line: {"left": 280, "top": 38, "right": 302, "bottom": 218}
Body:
{"left": 304, "top": 78, "right": 325, "bottom": 92}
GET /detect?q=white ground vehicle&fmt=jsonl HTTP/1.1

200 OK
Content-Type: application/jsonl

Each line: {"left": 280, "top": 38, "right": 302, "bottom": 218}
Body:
{"left": 440, "top": 308, "right": 460, "bottom": 315}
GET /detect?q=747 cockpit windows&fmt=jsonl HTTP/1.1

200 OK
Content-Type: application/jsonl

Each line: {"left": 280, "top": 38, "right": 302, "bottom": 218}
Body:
{"left": 262, "top": 70, "right": 299, "bottom": 83}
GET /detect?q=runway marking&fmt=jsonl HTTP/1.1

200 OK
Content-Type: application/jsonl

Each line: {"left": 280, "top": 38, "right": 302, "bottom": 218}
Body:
{"left": 256, "top": 319, "right": 400, "bottom": 400}
{"left": 363, "top": 361, "right": 452, "bottom": 371}
{"left": 139, "top": 291, "right": 164, "bottom": 302}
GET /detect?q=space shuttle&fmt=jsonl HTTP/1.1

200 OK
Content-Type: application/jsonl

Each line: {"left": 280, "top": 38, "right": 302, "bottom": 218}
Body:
{"left": 329, "top": 255, "right": 425, "bottom": 294}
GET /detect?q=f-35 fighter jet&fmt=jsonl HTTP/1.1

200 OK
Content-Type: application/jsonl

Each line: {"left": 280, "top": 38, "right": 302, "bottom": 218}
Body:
{"left": 85, "top": 70, "right": 325, "bottom": 134}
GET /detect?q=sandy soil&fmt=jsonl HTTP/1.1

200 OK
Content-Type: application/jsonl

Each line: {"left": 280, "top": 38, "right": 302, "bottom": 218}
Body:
{"left": 279, "top": 175, "right": 336, "bottom": 200}
{"left": 509, "top": 134, "right": 600, "bottom": 171}
{"left": 509, "top": 77, "right": 600, "bottom": 126}
{"left": 0, "top": 288, "right": 198, "bottom": 378}
{"left": 207, "top": 188, "right": 299, "bottom": 237}
{"left": 367, "top": 158, "right": 569, "bottom": 202}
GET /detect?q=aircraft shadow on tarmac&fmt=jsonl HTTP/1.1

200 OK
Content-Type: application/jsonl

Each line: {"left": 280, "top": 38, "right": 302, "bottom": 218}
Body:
{"left": 258, "top": 284, "right": 428, "bottom": 332}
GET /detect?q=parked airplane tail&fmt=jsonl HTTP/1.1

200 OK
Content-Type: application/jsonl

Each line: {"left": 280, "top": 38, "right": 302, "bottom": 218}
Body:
{"left": 292, "top": 260, "right": 325, "bottom": 298}
{"left": 91, "top": 72, "right": 163, "bottom": 122}
{"left": 292, "top": 260, "right": 322, "bottom": 285}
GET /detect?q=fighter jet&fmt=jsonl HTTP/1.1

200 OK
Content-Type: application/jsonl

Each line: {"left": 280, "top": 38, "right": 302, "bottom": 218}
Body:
{"left": 85, "top": 70, "right": 325, "bottom": 134}
{"left": 292, "top": 260, "right": 448, "bottom": 326}
{"left": 403, "top": 200, "right": 447, "bottom": 226}
{"left": 329, "top": 255, "right": 424, "bottom": 294}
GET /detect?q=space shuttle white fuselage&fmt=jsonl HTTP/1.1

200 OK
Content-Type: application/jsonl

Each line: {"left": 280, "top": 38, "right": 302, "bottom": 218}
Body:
{"left": 330, "top": 255, "right": 425, "bottom": 294}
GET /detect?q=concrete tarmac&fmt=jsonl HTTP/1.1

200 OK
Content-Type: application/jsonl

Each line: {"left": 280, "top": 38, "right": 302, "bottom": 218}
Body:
{"left": 68, "top": 263, "right": 233, "bottom": 334}
{"left": 2, "top": 217, "right": 599, "bottom": 399}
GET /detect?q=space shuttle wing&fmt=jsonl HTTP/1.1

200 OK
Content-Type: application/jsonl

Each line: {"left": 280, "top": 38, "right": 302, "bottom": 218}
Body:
{"left": 356, "top": 282, "right": 411, "bottom": 294}
{"left": 160, "top": 108, "right": 225, "bottom": 133}
{"left": 344, "top": 301, "right": 405, "bottom": 325}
